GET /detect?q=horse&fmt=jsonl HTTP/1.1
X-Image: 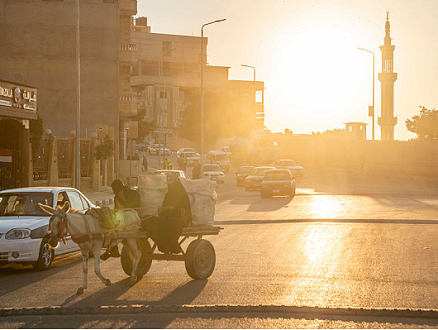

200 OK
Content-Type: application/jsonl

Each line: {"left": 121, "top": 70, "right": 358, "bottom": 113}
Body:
{"left": 39, "top": 201, "right": 143, "bottom": 294}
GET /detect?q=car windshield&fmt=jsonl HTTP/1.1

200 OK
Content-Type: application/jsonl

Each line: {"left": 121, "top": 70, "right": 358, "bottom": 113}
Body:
{"left": 185, "top": 152, "right": 197, "bottom": 158}
{"left": 252, "top": 168, "right": 274, "bottom": 176}
{"left": 282, "top": 160, "right": 296, "bottom": 166}
{"left": 264, "top": 171, "right": 291, "bottom": 181}
{"left": 0, "top": 192, "right": 53, "bottom": 216}
{"left": 183, "top": 148, "right": 195, "bottom": 153}
{"left": 204, "top": 165, "right": 221, "bottom": 172}
{"left": 239, "top": 166, "right": 254, "bottom": 173}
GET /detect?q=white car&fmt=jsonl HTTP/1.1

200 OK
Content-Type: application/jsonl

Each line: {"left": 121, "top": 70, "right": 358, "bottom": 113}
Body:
{"left": 271, "top": 159, "right": 306, "bottom": 177}
{"left": 178, "top": 151, "right": 200, "bottom": 166}
{"left": 0, "top": 187, "right": 95, "bottom": 271}
{"left": 177, "top": 148, "right": 197, "bottom": 157}
{"left": 153, "top": 170, "right": 187, "bottom": 183}
{"left": 149, "top": 144, "right": 170, "bottom": 156}
{"left": 202, "top": 164, "right": 225, "bottom": 184}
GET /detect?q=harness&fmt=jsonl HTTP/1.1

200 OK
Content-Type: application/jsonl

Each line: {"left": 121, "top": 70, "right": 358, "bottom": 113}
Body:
{"left": 50, "top": 213, "right": 68, "bottom": 245}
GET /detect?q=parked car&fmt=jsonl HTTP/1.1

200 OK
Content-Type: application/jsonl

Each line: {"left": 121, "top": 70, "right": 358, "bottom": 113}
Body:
{"left": 176, "top": 148, "right": 198, "bottom": 157}
{"left": 244, "top": 166, "right": 276, "bottom": 191}
{"left": 177, "top": 151, "right": 200, "bottom": 166}
{"left": 261, "top": 169, "right": 296, "bottom": 198}
{"left": 206, "top": 150, "right": 230, "bottom": 172}
{"left": 202, "top": 164, "right": 225, "bottom": 184}
{"left": 220, "top": 146, "right": 231, "bottom": 157}
{"left": 271, "top": 159, "right": 305, "bottom": 177}
{"left": 235, "top": 165, "right": 255, "bottom": 186}
{"left": 0, "top": 187, "right": 94, "bottom": 271}
{"left": 149, "top": 144, "right": 170, "bottom": 156}
{"left": 152, "top": 170, "right": 187, "bottom": 183}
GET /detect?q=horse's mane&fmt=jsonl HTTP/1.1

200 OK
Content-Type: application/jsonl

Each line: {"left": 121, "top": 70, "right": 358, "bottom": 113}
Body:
{"left": 67, "top": 207, "right": 85, "bottom": 215}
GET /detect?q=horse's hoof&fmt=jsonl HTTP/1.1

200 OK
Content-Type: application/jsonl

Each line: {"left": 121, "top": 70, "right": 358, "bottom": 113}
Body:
{"left": 77, "top": 287, "right": 85, "bottom": 295}
{"left": 137, "top": 275, "right": 143, "bottom": 282}
{"left": 104, "top": 279, "right": 111, "bottom": 286}
{"left": 128, "top": 278, "right": 136, "bottom": 287}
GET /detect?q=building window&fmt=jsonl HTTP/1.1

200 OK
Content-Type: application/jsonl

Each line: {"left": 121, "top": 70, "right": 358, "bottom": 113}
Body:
{"left": 159, "top": 91, "right": 168, "bottom": 99}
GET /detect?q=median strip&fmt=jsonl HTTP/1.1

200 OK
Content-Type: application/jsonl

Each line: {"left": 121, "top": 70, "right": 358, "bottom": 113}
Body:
{"left": 1, "top": 304, "right": 438, "bottom": 319}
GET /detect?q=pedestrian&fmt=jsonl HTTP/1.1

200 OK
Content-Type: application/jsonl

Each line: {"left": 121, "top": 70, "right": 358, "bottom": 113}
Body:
{"left": 101, "top": 179, "right": 141, "bottom": 260}
{"left": 181, "top": 156, "right": 187, "bottom": 172}
{"left": 167, "top": 158, "right": 172, "bottom": 170}
{"left": 192, "top": 161, "right": 201, "bottom": 179}
{"left": 142, "top": 154, "right": 148, "bottom": 172}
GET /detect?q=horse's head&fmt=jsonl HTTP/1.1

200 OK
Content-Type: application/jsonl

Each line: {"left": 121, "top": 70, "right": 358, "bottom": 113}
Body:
{"left": 38, "top": 201, "right": 70, "bottom": 249}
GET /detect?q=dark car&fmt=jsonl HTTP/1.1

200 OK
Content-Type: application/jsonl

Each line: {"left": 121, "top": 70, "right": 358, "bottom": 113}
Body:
{"left": 235, "top": 165, "right": 255, "bottom": 186}
{"left": 260, "top": 169, "right": 296, "bottom": 198}
{"left": 244, "top": 166, "right": 276, "bottom": 191}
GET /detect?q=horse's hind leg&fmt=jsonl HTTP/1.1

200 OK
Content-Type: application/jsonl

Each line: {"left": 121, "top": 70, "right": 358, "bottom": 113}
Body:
{"left": 125, "top": 239, "right": 142, "bottom": 286}
{"left": 77, "top": 250, "right": 89, "bottom": 295}
{"left": 92, "top": 243, "right": 111, "bottom": 286}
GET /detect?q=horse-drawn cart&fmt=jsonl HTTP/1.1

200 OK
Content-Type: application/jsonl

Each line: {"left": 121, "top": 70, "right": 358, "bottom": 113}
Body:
{"left": 110, "top": 225, "right": 223, "bottom": 280}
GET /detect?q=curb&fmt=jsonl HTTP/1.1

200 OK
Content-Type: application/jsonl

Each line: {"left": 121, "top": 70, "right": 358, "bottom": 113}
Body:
{"left": 1, "top": 304, "right": 438, "bottom": 319}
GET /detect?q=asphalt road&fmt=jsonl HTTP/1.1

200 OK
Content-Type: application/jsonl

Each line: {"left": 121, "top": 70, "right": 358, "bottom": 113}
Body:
{"left": 1, "top": 166, "right": 438, "bottom": 328}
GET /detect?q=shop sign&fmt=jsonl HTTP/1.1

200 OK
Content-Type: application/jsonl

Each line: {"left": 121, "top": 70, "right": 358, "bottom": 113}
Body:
{"left": 0, "top": 81, "right": 37, "bottom": 113}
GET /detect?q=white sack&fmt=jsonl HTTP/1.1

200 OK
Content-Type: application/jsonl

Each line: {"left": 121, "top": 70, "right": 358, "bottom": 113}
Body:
{"left": 138, "top": 174, "right": 168, "bottom": 217}
{"left": 180, "top": 177, "right": 217, "bottom": 226}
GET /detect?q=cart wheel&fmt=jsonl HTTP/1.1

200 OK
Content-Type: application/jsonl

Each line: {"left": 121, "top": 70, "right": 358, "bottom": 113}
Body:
{"left": 185, "top": 239, "right": 216, "bottom": 280}
{"left": 121, "top": 239, "right": 153, "bottom": 276}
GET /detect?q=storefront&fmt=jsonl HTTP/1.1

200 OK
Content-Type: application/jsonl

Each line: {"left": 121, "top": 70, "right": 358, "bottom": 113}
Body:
{"left": 0, "top": 80, "right": 37, "bottom": 190}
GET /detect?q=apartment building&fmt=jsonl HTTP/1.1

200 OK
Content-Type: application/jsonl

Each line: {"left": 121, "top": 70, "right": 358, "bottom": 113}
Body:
{"left": 131, "top": 17, "right": 265, "bottom": 149}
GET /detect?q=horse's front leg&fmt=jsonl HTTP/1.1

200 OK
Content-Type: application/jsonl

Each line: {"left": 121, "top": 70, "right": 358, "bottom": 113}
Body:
{"left": 125, "top": 239, "right": 142, "bottom": 286}
{"left": 92, "top": 243, "right": 111, "bottom": 286}
{"left": 77, "top": 250, "right": 88, "bottom": 295}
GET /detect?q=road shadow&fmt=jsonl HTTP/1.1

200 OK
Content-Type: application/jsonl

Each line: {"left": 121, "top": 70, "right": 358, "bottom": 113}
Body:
{"left": 0, "top": 252, "right": 83, "bottom": 299}
{"left": 65, "top": 277, "right": 207, "bottom": 309}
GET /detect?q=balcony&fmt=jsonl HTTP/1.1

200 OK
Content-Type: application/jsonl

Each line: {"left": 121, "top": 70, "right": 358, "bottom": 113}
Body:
{"left": 130, "top": 74, "right": 200, "bottom": 88}
{"left": 119, "top": 93, "right": 137, "bottom": 118}
{"left": 119, "top": 43, "right": 138, "bottom": 64}
{"left": 119, "top": 0, "right": 137, "bottom": 16}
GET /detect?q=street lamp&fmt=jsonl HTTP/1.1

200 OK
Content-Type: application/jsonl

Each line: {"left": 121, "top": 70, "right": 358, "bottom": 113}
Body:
{"left": 357, "top": 47, "right": 375, "bottom": 141}
{"left": 75, "top": 0, "right": 81, "bottom": 189}
{"left": 157, "top": 47, "right": 176, "bottom": 170}
{"left": 241, "top": 64, "right": 256, "bottom": 81}
{"left": 201, "top": 19, "right": 226, "bottom": 173}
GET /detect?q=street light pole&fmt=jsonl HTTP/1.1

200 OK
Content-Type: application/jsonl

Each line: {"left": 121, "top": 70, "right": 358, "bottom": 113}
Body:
{"left": 75, "top": 0, "right": 81, "bottom": 189}
{"left": 357, "top": 47, "right": 375, "bottom": 141}
{"left": 201, "top": 19, "right": 226, "bottom": 174}
{"left": 241, "top": 64, "right": 256, "bottom": 81}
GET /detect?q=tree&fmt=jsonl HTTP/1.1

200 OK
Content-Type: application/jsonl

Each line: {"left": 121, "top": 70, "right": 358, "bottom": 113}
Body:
{"left": 134, "top": 106, "right": 154, "bottom": 142}
{"left": 406, "top": 106, "right": 438, "bottom": 140}
{"left": 94, "top": 134, "right": 114, "bottom": 161}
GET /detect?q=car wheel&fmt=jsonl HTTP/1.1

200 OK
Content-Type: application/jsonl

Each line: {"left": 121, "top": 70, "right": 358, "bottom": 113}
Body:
{"left": 290, "top": 186, "right": 296, "bottom": 198}
{"left": 33, "top": 237, "right": 54, "bottom": 271}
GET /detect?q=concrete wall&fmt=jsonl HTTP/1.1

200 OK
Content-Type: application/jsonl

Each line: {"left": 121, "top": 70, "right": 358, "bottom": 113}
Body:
{"left": 277, "top": 137, "right": 438, "bottom": 178}
{"left": 0, "top": 0, "right": 119, "bottom": 140}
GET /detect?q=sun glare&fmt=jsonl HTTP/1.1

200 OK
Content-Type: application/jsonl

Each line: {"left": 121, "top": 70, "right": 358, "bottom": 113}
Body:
{"left": 267, "top": 11, "right": 371, "bottom": 133}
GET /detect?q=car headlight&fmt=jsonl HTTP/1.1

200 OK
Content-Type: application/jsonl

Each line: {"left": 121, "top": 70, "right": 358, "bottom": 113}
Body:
{"left": 5, "top": 228, "right": 31, "bottom": 239}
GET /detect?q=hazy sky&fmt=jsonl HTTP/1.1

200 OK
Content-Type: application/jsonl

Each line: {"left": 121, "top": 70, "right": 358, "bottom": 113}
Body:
{"left": 137, "top": 0, "right": 438, "bottom": 140}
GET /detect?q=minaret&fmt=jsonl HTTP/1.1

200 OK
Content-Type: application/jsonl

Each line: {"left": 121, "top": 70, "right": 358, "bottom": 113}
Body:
{"left": 378, "top": 12, "right": 397, "bottom": 141}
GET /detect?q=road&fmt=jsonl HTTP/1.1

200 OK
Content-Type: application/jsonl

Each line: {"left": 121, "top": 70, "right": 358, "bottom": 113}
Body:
{"left": 1, "top": 166, "right": 438, "bottom": 328}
